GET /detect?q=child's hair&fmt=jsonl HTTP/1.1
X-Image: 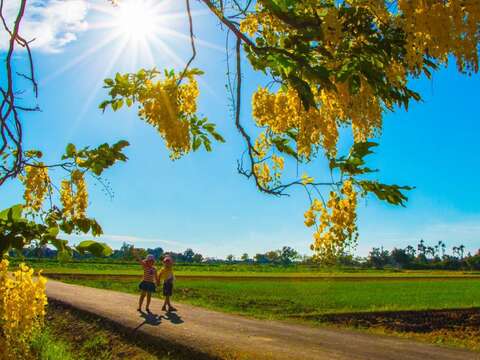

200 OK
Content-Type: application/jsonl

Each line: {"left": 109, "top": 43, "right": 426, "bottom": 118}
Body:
{"left": 163, "top": 255, "right": 173, "bottom": 265}
{"left": 145, "top": 254, "right": 155, "bottom": 262}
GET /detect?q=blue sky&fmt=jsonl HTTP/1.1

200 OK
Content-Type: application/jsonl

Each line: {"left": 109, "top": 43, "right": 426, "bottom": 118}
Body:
{"left": 2, "top": 0, "right": 480, "bottom": 258}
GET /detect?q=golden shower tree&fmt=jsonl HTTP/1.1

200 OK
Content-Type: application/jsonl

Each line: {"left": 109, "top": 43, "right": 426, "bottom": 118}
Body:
{"left": 1, "top": 0, "right": 479, "bottom": 262}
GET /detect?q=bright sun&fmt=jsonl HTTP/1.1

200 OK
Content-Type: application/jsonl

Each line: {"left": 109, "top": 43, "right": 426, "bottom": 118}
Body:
{"left": 113, "top": 0, "right": 160, "bottom": 42}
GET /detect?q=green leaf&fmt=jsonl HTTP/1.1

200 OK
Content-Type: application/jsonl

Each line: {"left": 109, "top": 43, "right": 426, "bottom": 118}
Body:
{"left": 357, "top": 180, "right": 414, "bottom": 207}
{"left": 203, "top": 140, "right": 212, "bottom": 152}
{"left": 211, "top": 132, "right": 225, "bottom": 143}
{"left": 271, "top": 136, "right": 298, "bottom": 160}
{"left": 350, "top": 141, "right": 378, "bottom": 159}
{"left": 99, "top": 100, "right": 110, "bottom": 112}
{"left": 45, "top": 226, "right": 59, "bottom": 239}
{"left": 192, "top": 137, "right": 201, "bottom": 151}
{"left": 65, "top": 143, "right": 77, "bottom": 158}
{"left": 75, "top": 218, "right": 91, "bottom": 234}
{"left": 90, "top": 219, "right": 103, "bottom": 237}
{"left": 112, "top": 99, "right": 124, "bottom": 111}
{"left": 76, "top": 240, "right": 112, "bottom": 257}
{"left": 287, "top": 75, "right": 316, "bottom": 110}
{"left": 60, "top": 221, "right": 74, "bottom": 234}
{"left": 0, "top": 204, "right": 23, "bottom": 221}
{"left": 104, "top": 78, "right": 114, "bottom": 86}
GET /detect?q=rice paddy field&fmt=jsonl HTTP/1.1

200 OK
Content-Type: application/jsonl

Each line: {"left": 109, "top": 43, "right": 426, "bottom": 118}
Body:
{"left": 55, "top": 275, "right": 480, "bottom": 316}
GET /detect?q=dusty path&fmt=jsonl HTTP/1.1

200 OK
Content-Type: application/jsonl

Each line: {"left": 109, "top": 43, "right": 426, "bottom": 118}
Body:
{"left": 46, "top": 280, "right": 479, "bottom": 360}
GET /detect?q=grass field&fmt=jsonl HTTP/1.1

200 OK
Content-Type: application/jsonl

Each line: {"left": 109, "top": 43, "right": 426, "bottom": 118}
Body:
{"left": 58, "top": 276, "right": 480, "bottom": 316}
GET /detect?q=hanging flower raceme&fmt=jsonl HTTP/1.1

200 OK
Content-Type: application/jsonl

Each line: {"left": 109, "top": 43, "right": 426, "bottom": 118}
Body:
{"left": 304, "top": 180, "right": 358, "bottom": 263}
{"left": 60, "top": 170, "right": 88, "bottom": 219}
{"left": 139, "top": 74, "right": 195, "bottom": 159}
{"left": 21, "top": 164, "right": 50, "bottom": 212}
{"left": 398, "top": 0, "right": 480, "bottom": 74}
{"left": 101, "top": 68, "right": 219, "bottom": 162}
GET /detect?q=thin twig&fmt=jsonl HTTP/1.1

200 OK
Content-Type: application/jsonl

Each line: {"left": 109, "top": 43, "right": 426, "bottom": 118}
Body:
{"left": 177, "top": 0, "right": 197, "bottom": 85}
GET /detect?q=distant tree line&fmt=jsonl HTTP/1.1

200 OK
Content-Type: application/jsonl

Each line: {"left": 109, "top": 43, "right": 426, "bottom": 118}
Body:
{"left": 8, "top": 242, "right": 301, "bottom": 266}
{"left": 362, "top": 239, "right": 480, "bottom": 270}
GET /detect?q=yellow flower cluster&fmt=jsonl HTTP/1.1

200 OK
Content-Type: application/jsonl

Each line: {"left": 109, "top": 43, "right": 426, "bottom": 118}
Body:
{"left": 324, "top": 81, "right": 382, "bottom": 143}
{"left": 22, "top": 164, "right": 50, "bottom": 212}
{"left": 0, "top": 259, "right": 47, "bottom": 359}
{"left": 240, "top": 10, "right": 284, "bottom": 45}
{"left": 60, "top": 170, "right": 88, "bottom": 219}
{"left": 271, "top": 154, "right": 284, "bottom": 174}
{"left": 398, "top": 0, "right": 480, "bottom": 73}
{"left": 301, "top": 173, "right": 314, "bottom": 185}
{"left": 253, "top": 86, "right": 340, "bottom": 159}
{"left": 239, "top": 14, "right": 259, "bottom": 37}
{"left": 252, "top": 132, "right": 272, "bottom": 188}
{"left": 138, "top": 73, "right": 199, "bottom": 159}
{"left": 304, "top": 180, "right": 358, "bottom": 262}
{"left": 253, "top": 162, "right": 272, "bottom": 188}
{"left": 251, "top": 83, "right": 383, "bottom": 167}
{"left": 252, "top": 133, "right": 285, "bottom": 188}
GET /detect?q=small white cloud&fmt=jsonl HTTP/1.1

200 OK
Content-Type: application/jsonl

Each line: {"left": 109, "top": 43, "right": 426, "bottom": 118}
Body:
{"left": 64, "top": 233, "right": 184, "bottom": 250}
{"left": 1, "top": 0, "right": 89, "bottom": 53}
{"left": 101, "top": 234, "right": 183, "bottom": 246}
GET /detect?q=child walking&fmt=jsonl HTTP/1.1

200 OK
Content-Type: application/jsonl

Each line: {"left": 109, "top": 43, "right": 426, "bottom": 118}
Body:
{"left": 157, "top": 255, "right": 176, "bottom": 312}
{"left": 135, "top": 251, "right": 157, "bottom": 313}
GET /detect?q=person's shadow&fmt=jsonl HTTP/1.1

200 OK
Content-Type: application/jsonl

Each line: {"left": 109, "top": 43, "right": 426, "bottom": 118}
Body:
{"left": 133, "top": 310, "right": 162, "bottom": 332}
{"left": 162, "top": 310, "right": 184, "bottom": 324}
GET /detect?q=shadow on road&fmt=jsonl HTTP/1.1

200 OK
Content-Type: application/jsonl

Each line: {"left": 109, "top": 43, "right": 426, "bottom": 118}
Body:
{"left": 133, "top": 311, "right": 162, "bottom": 332}
{"left": 163, "top": 311, "right": 184, "bottom": 324}
{"left": 133, "top": 310, "right": 184, "bottom": 332}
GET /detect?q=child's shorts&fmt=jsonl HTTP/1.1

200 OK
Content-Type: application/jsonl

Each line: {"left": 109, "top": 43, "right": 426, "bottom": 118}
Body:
{"left": 163, "top": 279, "right": 173, "bottom": 296}
{"left": 139, "top": 281, "right": 156, "bottom": 293}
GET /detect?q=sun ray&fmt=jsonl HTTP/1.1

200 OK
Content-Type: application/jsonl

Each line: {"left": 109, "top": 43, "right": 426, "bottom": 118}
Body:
{"left": 65, "top": 36, "right": 131, "bottom": 142}
{"left": 158, "top": 28, "right": 225, "bottom": 53}
{"left": 40, "top": 32, "right": 123, "bottom": 86}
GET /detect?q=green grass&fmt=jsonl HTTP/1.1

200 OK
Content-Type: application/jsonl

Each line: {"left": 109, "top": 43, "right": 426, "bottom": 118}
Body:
{"left": 59, "top": 276, "right": 480, "bottom": 317}
{"left": 38, "top": 303, "right": 177, "bottom": 360}
{"left": 30, "top": 328, "right": 76, "bottom": 360}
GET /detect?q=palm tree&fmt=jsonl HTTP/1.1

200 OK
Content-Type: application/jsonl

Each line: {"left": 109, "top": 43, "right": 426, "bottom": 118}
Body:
{"left": 453, "top": 246, "right": 459, "bottom": 259}
{"left": 438, "top": 241, "right": 446, "bottom": 259}
{"left": 405, "top": 245, "right": 416, "bottom": 257}
{"left": 417, "top": 239, "right": 426, "bottom": 256}
{"left": 426, "top": 246, "right": 435, "bottom": 259}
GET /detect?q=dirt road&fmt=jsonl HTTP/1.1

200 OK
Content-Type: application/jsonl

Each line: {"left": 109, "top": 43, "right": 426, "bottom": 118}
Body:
{"left": 46, "top": 280, "right": 479, "bottom": 360}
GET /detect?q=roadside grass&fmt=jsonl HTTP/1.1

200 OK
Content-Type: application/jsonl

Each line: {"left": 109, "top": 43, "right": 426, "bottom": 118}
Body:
{"left": 30, "top": 328, "right": 75, "bottom": 360}
{"left": 31, "top": 303, "right": 179, "bottom": 360}
{"left": 57, "top": 276, "right": 480, "bottom": 352}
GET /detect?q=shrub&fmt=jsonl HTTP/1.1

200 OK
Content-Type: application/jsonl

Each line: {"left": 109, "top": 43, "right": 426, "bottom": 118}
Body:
{"left": 0, "top": 259, "right": 47, "bottom": 359}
